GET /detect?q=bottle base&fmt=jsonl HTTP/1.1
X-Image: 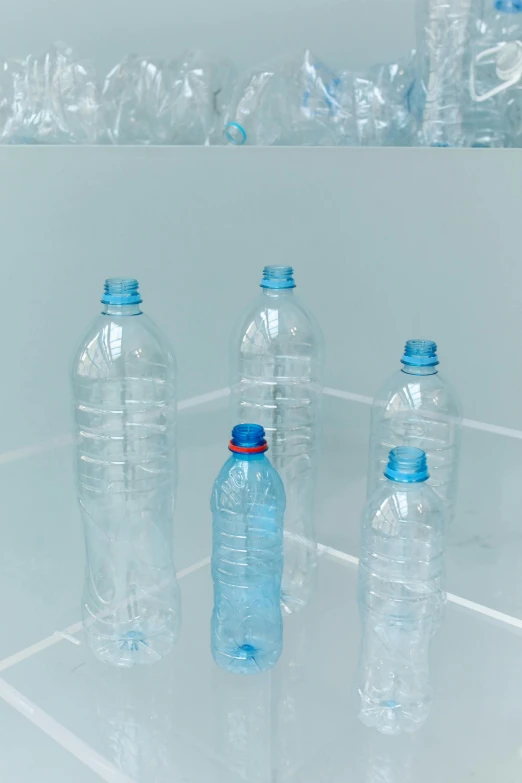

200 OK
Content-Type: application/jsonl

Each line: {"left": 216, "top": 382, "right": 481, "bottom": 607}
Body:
{"left": 212, "top": 643, "right": 281, "bottom": 675}
{"left": 85, "top": 627, "right": 178, "bottom": 668}
{"left": 357, "top": 694, "right": 431, "bottom": 735}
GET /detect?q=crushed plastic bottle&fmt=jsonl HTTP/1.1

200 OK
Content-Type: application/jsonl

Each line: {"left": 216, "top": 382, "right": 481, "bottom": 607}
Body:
{"left": 103, "top": 50, "right": 235, "bottom": 145}
{"left": 358, "top": 447, "right": 446, "bottom": 735}
{"left": 349, "top": 52, "right": 417, "bottom": 146}
{"left": 224, "top": 50, "right": 354, "bottom": 146}
{"left": 102, "top": 55, "right": 173, "bottom": 145}
{"left": 168, "top": 51, "right": 236, "bottom": 144}
{"left": 211, "top": 424, "right": 285, "bottom": 674}
{"left": 1, "top": 43, "right": 100, "bottom": 144}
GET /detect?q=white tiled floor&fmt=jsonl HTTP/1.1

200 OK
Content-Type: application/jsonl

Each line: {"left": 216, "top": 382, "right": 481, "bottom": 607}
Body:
{"left": 0, "top": 393, "right": 521, "bottom": 781}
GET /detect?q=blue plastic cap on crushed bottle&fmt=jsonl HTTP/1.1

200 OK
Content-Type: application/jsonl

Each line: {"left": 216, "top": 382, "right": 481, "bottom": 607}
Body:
{"left": 101, "top": 278, "right": 142, "bottom": 305}
{"left": 260, "top": 266, "right": 296, "bottom": 290}
{"left": 401, "top": 339, "right": 439, "bottom": 367}
{"left": 384, "top": 446, "right": 429, "bottom": 483}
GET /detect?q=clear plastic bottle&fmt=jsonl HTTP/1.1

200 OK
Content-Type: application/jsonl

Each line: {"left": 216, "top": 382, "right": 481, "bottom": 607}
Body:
{"left": 2, "top": 43, "right": 101, "bottom": 144}
{"left": 350, "top": 52, "right": 417, "bottom": 146}
{"left": 415, "top": 0, "right": 473, "bottom": 146}
{"left": 230, "top": 266, "right": 324, "bottom": 614}
{"left": 367, "top": 340, "right": 462, "bottom": 529}
{"left": 223, "top": 50, "right": 354, "bottom": 146}
{"left": 467, "top": 0, "right": 522, "bottom": 147}
{"left": 357, "top": 447, "right": 446, "bottom": 735}
{"left": 71, "top": 278, "right": 180, "bottom": 666}
{"left": 211, "top": 424, "right": 285, "bottom": 674}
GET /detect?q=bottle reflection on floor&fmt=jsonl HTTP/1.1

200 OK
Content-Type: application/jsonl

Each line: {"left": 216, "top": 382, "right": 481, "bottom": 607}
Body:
{"left": 357, "top": 726, "right": 417, "bottom": 783}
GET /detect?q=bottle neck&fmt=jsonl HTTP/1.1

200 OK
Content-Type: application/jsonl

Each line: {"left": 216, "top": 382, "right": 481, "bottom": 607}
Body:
{"left": 260, "top": 288, "right": 295, "bottom": 299}
{"left": 401, "top": 363, "right": 438, "bottom": 376}
{"left": 101, "top": 303, "right": 142, "bottom": 316}
{"left": 231, "top": 451, "right": 267, "bottom": 462}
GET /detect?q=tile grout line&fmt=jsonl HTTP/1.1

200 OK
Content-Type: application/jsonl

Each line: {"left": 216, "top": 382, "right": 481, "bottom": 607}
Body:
{"left": 318, "top": 543, "right": 522, "bottom": 631}
{"left": 323, "top": 386, "right": 522, "bottom": 441}
{"left": 0, "top": 556, "right": 211, "bottom": 674}
{"left": 0, "top": 677, "right": 136, "bottom": 783}
{"left": 0, "top": 388, "right": 231, "bottom": 465}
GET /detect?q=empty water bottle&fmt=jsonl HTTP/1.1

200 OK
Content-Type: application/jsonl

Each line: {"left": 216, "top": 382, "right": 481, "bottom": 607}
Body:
{"left": 72, "top": 278, "right": 180, "bottom": 666}
{"left": 1, "top": 43, "right": 100, "bottom": 144}
{"left": 103, "top": 51, "right": 235, "bottom": 145}
{"left": 357, "top": 447, "right": 445, "bottom": 735}
{"left": 224, "top": 50, "right": 353, "bottom": 146}
{"left": 211, "top": 424, "right": 285, "bottom": 674}
{"left": 367, "top": 340, "right": 462, "bottom": 528}
{"left": 415, "top": 0, "right": 473, "bottom": 146}
{"left": 467, "top": 0, "right": 522, "bottom": 147}
{"left": 230, "top": 266, "right": 324, "bottom": 614}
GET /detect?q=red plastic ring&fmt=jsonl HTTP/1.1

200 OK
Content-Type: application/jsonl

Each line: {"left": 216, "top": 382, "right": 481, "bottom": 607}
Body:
{"left": 229, "top": 440, "right": 268, "bottom": 454}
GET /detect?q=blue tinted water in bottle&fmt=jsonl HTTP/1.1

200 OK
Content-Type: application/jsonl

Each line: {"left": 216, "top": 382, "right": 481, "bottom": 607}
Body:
{"left": 358, "top": 447, "right": 446, "bottom": 735}
{"left": 72, "top": 278, "right": 180, "bottom": 666}
{"left": 211, "top": 424, "right": 285, "bottom": 674}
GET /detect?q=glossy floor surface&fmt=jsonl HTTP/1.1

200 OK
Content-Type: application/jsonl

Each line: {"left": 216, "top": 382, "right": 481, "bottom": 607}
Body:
{"left": 0, "top": 394, "right": 520, "bottom": 781}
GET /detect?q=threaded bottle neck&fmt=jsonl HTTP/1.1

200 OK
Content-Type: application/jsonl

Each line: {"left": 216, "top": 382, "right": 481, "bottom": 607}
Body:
{"left": 384, "top": 447, "right": 429, "bottom": 483}
{"left": 401, "top": 339, "right": 438, "bottom": 374}
{"left": 229, "top": 424, "right": 268, "bottom": 455}
{"left": 260, "top": 266, "right": 296, "bottom": 290}
{"left": 101, "top": 278, "right": 142, "bottom": 306}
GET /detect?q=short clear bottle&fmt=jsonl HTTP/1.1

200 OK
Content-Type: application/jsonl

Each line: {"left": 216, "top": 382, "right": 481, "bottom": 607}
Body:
{"left": 358, "top": 447, "right": 446, "bottom": 735}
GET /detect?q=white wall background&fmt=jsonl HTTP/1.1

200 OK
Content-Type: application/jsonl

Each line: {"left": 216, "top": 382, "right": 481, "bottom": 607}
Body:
{"left": 0, "top": 0, "right": 415, "bottom": 72}
{"left": 1, "top": 146, "right": 521, "bottom": 454}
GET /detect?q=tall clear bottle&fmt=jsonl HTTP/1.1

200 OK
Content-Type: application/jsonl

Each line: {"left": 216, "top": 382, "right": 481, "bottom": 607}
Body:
{"left": 211, "top": 424, "right": 285, "bottom": 674}
{"left": 71, "top": 278, "right": 180, "bottom": 666}
{"left": 230, "top": 266, "right": 324, "bottom": 614}
{"left": 367, "top": 340, "right": 462, "bottom": 529}
{"left": 415, "top": 0, "right": 473, "bottom": 146}
{"left": 358, "top": 447, "right": 446, "bottom": 735}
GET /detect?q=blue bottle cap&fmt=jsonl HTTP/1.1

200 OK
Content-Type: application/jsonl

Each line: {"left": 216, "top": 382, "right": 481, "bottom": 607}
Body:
{"left": 384, "top": 446, "right": 429, "bottom": 483}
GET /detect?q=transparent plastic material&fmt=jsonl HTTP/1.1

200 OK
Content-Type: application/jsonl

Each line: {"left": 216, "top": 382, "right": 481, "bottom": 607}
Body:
{"left": 466, "top": 2, "right": 522, "bottom": 147}
{"left": 230, "top": 267, "right": 324, "bottom": 614}
{"left": 0, "top": 43, "right": 100, "bottom": 144}
{"left": 357, "top": 447, "right": 446, "bottom": 735}
{"left": 224, "top": 50, "right": 355, "bottom": 146}
{"left": 350, "top": 53, "right": 417, "bottom": 146}
{"left": 102, "top": 51, "right": 235, "bottom": 145}
{"left": 71, "top": 279, "right": 180, "bottom": 666}
{"left": 415, "top": 0, "right": 473, "bottom": 146}
{"left": 211, "top": 425, "right": 285, "bottom": 674}
{"left": 367, "top": 341, "right": 462, "bottom": 528}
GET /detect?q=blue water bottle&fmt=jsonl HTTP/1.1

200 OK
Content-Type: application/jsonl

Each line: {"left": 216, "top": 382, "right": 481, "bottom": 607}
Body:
{"left": 211, "top": 424, "right": 285, "bottom": 674}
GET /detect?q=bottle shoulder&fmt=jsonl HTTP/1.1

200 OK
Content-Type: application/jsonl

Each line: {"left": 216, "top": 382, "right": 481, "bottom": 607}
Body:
{"left": 231, "top": 292, "right": 324, "bottom": 355}
{"left": 211, "top": 455, "right": 286, "bottom": 514}
{"left": 373, "top": 369, "right": 462, "bottom": 418}
{"left": 72, "top": 312, "right": 176, "bottom": 379}
{"left": 363, "top": 482, "right": 444, "bottom": 533}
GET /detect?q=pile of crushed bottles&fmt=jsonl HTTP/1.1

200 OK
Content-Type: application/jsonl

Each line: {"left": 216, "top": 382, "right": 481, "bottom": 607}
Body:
{"left": 3, "top": 0, "right": 522, "bottom": 147}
